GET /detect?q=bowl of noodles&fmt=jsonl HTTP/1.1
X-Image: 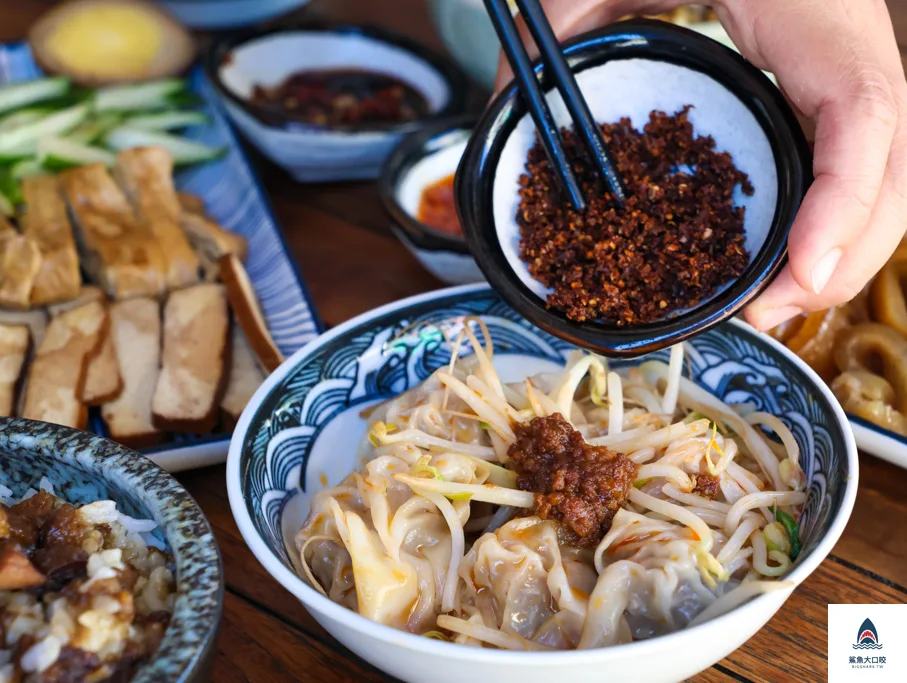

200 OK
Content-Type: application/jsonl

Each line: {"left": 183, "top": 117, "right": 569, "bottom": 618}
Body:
{"left": 227, "top": 284, "right": 857, "bottom": 683}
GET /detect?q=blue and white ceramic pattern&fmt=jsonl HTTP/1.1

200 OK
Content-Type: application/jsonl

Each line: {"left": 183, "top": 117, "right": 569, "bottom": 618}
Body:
{"left": 0, "top": 43, "right": 322, "bottom": 472}
{"left": 227, "top": 284, "right": 858, "bottom": 683}
{"left": 0, "top": 418, "right": 223, "bottom": 683}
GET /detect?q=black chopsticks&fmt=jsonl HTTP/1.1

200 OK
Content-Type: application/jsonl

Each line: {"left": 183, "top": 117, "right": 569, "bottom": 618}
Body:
{"left": 483, "top": 0, "right": 626, "bottom": 211}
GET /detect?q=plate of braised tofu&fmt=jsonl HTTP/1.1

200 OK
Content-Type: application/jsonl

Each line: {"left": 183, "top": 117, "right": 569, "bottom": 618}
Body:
{"left": 0, "top": 43, "right": 321, "bottom": 471}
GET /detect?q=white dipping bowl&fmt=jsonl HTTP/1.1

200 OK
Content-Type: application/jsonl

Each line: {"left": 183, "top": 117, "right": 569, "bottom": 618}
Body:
{"left": 207, "top": 24, "right": 470, "bottom": 182}
{"left": 380, "top": 117, "right": 484, "bottom": 285}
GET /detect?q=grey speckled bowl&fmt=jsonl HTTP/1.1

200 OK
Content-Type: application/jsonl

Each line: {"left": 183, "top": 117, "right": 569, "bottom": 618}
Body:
{"left": 0, "top": 418, "right": 223, "bottom": 683}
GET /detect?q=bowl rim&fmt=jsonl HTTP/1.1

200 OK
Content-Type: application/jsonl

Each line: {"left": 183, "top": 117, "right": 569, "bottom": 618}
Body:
{"left": 0, "top": 418, "right": 224, "bottom": 682}
{"left": 379, "top": 114, "right": 475, "bottom": 254}
{"left": 455, "top": 18, "right": 813, "bottom": 358}
{"left": 227, "top": 282, "right": 858, "bottom": 665}
{"left": 205, "top": 21, "right": 471, "bottom": 135}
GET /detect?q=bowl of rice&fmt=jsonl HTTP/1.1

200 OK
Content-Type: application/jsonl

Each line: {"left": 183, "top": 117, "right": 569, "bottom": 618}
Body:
{"left": 0, "top": 418, "right": 222, "bottom": 683}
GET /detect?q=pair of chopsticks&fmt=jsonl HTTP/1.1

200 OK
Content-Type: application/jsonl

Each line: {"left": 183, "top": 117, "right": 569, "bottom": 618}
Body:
{"left": 483, "top": 0, "right": 626, "bottom": 211}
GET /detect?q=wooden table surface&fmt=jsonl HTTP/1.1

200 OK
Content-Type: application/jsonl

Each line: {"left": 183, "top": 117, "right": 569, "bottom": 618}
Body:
{"left": 5, "top": 1, "right": 907, "bottom": 681}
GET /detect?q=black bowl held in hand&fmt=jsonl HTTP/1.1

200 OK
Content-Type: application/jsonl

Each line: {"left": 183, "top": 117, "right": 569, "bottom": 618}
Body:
{"left": 456, "top": 19, "right": 812, "bottom": 357}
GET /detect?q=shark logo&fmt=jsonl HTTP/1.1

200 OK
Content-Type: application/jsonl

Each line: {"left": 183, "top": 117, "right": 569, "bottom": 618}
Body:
{"left": 853, "top": 618, "right": 883, "bottom": 650}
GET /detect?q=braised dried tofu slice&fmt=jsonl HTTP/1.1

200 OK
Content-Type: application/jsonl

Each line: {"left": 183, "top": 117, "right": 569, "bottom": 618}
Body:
{"left": 219, "top": 253, "right": 283, "bottom": 373}
{"left": 220, "top": 322, "right": 265, "bottom": 426}
{"left": 114, "top": 147, "right": 200, "bottom": 290}
{"left": 82, "top": 328, "right": 122, "bottom": 405}
{"left": 177, "top": 190, "right": 247, "bottom": 281}
{"left": 59, "top": 163, "right": 166, "bottom": 300}
{"left": 19, "top": 174, "right": 82, "bottom": 305}
{"left": 102, "top": 297, "right": 161, "bottom": 447}
{"left": 0, "top": 232, "right": 42, "bottom": 310}
{"left": 0, "top": 325, "right": 29, "bottom": 417}
{"left": 46, "top": 285, "right": 105, "bottom": 317}
{"left": 0, "top": 309, "right": 49, "bottom": 418}
{"left": 45, "top": 285, "right": 121, "bottom": 404}
{"left": 177, "top": 192, "right": 207, "bottom": 217}
{"left": 152, "top": 283, "right": 229, "bottom": 433}
{"left": 22, "top": 300, "right": 108, "bottom": 429}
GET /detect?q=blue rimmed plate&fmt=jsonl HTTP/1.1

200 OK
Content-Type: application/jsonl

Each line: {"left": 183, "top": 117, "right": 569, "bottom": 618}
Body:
{"left": 226, "top": 283, "right": 857, "bottom": 683}
{"left": 0, "top": 43, "right": 322, "bottom": 472}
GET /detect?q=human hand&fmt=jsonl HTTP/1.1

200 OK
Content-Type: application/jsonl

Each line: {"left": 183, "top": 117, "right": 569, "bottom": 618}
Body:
{"left": 493, "top": 0, "right": 907, "bottom": 331}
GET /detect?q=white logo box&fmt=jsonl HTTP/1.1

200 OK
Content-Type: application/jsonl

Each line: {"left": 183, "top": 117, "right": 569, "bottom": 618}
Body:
{"left": 829, "top": 604, "right": 907, "bottom": 682}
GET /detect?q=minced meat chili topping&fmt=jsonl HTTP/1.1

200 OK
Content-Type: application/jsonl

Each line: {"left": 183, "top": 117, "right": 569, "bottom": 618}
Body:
{"left": 517, "top": 106, "right": 753, "bottom": 325}
{"left": 691, "top": 473, "right": 721, "bottom": 499}
{"left": 507, "top": 413, "right": 638, "bottom": 547}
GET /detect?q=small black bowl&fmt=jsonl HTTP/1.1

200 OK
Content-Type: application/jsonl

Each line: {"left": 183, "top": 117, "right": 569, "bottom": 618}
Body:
{"left": 379, "top": 115, "right": 486, "bottom": 284}
{"left": 456, "top": 19, "right": 812, "bottom": 357}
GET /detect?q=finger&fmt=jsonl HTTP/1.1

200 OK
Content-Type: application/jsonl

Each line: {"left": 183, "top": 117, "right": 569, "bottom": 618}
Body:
{"left": 784, "top": 69, "right": 898, "bottom": 296}
{"left": 748, "top": 127, "right": 907, "bottom": 331}
{"left": 491, "top": 0, "right": 692, "bottom": 93}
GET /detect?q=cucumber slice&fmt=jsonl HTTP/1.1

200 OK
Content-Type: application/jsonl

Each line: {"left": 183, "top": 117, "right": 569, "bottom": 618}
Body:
{"left": 10, "top": 158, "right": 43, "bottom": 180}
{"left": 0, "top": 168, "right": 21, "bottom": 208}
{"left": 0, "top": 104, "right": 90, "bottom": 153}
{"left": 126, "top": 111, "right": 210, "bottom": 131}
{"left": 0, "top": 107, "right": 52, "bottom": 132}
{"left": 104, "top": 126, "right": 225, "bottom": 165}
{"left": 93, "top": 79, "right": 188, "bottom": 112}
{"left": 0, "top": 189, "right": 13, "bottom": 216}
{"left": 165, "top": 91, "right": 203, "bottom": 108}
{"left": 0, "top": 141, "right": 36, "bottom": 163}
{"left": 68, "top": 113, "right": 123, "bottom": 144}
{"left": 0, "top": 77, "right": 70, "bottom": 115}
{"left": 38, "top": 136, "right": 116, "bottom": 170}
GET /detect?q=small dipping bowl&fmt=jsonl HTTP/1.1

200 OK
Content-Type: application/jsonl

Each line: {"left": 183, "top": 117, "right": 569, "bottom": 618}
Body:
{"left": 379, "top": 116, "right": 485, "bottom": 285}
{"left": 456, "top": 19, "right": 812, "bottom": 357}
{"left": 207, "top": 23, "right": 470, "bottom": 182}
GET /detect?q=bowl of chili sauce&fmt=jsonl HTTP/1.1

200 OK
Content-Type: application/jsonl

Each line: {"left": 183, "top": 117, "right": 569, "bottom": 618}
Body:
{"left": 206, "top": 23, "right": 470, "bottom": 182}
{"left": 380, "top": 116, "right": 484, "bottom": 285}
{"left": 456, "top": 19, "right": 811, "bottom": 357}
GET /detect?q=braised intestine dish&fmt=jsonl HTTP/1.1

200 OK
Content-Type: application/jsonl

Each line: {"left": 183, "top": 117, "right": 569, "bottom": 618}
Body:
{"left": 297, "top": 321, "right": 807, "bottom": 650}
{"left": 0, "top": 479, "right": 175, "bottom": 681}
{"left": 769, "top": 241, "right": 907, "bottom": 436}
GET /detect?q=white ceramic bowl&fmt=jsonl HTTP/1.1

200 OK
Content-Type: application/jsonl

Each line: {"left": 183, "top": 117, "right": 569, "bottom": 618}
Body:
{"left": 227, "top": 284, "right": 858, "bottom": 683}
{"left": 206, "top": 24, "right": 470, "bottom": 182}
{"left": 379, "top": 117, "right": 484, "bottom": 285}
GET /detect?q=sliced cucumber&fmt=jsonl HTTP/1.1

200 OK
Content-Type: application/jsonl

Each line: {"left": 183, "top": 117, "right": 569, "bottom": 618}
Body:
{"left": 38, "top": 136, "right": 116, "bottom": 170}
{"left": 10, "top": 158, "right": 43, "bottom": 180}
{"left": 0, "top": 168, "right": 21, "bottom": 208}
{"left": 164, "top": 91, "right": 203, "bottom": 108}
{"left": 104, "top": 126, "right": 225, "bottom": 165}
{"left": 68, "top": 113, "right": 123, "bottom": 144}
{"left": 0, "top": 141, "right": 36, "bottom": 163}
{"left": 0, "top": 104, "right": 90, "bottom": 153}
{"left": 0, "top": 189, "right": 13, "bottom": 216}
{"left": 0, "top": 77, "right": 70, "bottom": 115}
{"left": 93, "top": 79, "right": 188, "bottom": 112}
{"left": 0, "top": 107, "right": 52, "bottom": 132}
{"left": 126, "top": 110, "right": 210, "bottom": 131}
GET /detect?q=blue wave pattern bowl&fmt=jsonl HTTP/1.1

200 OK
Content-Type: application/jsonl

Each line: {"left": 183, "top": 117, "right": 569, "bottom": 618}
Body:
{"left": 0, "top": 419, "right": 223, "bottom": 683}
{"left": 228, "top": 284, "right": 856, "bottom": 683}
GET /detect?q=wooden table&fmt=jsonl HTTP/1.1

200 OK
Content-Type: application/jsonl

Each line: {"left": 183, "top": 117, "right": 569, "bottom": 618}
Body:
{"left": 5, "top": 1, "right": 907, "bottom": 681}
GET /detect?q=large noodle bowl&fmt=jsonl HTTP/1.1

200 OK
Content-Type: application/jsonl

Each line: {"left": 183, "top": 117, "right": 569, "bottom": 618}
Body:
{"left": 297, "top": 319, "right": 807, "bottom": 651}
